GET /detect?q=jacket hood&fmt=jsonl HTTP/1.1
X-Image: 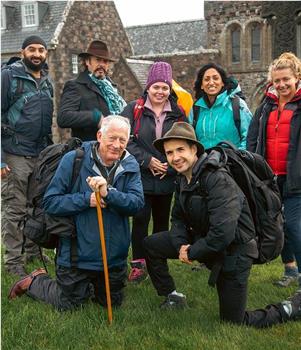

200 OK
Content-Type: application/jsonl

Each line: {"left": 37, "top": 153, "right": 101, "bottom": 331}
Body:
{"left": 265, "top": 80, "right": 301, "bottom": 102}
{"left": 7, "top": 60, "right": 49, "bottom": 78}
{"left": 188, "top": 150, "right": 225, "bottom": 185}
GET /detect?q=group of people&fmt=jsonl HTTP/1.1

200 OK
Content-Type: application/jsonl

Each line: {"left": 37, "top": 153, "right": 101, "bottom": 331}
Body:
{"left": 2, "top": 35, "right": 301, "bottom": 328}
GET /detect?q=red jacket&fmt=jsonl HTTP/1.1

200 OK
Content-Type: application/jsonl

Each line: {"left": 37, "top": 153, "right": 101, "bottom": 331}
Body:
{"left": 265, "top": 83, "right": 301, "bottom": 175}
{"left": 266, "top": 107, "right": 294, "bottom": 175}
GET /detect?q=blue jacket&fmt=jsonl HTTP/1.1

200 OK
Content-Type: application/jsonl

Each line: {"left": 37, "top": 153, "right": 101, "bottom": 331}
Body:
{"left": 188, "top": 86, "right": 252, "bottom": 149}
{"left": 43, "top": 142, "right": 144, "bottom": 270}
{"left": 1, "top": 61, "right": 53, "bottom": 165}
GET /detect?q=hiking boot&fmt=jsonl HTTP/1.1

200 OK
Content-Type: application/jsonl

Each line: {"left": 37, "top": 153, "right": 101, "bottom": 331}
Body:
{"left": 5, "top": 265, "right": 27, "bottom": 278}
{"left": 128, "top": 259, "right": 148, "bottom": 283}
{"left": 281, "top": 289, "right": 301, "bottom": 320}
{"left": 160, "top": 293, "right": 188, "bottom": 309}
{"left": 8, "top": 268, "right": 47, "bottom": 300}
{"left": 273, "top": 275, "right": 298, "bottom": 287}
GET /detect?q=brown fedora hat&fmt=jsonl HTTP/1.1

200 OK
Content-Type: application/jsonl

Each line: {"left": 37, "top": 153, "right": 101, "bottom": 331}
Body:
{"left": 153, "top": 122, "right": 204, "bottom": 156}
{"left": 78, "top": 40, "right": 116, "bottom": 62}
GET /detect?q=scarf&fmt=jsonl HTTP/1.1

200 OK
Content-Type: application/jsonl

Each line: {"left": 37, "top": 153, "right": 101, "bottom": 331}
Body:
{"left": 89, "top": 74, "right": 126, "bottom": 115}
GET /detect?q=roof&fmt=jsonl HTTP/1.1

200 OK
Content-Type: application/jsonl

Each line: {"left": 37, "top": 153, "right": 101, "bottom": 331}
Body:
{"left": 125, "top": 58, "right": 154, "bottom": 87}
{"left": 1, "top": 1, "right": 68, "bottom": 53}
{"left": 126, "top": 19, "right": 207, "bottom": 56}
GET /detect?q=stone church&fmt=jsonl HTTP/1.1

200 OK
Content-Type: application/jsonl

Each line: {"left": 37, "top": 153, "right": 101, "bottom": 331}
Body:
{"left": 1, "top": 1, "right": 300, "bottom": 141}
{"left": 119, "top": 1, "right": 301, "bottom": 112}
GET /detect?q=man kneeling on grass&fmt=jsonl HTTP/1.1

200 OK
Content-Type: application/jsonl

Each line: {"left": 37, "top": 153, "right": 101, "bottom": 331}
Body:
{"left": 8, "top": 116, "right": 144, "bottom": 311}
{"left": 144, "top": 122, "right": 301, "bottom": 328}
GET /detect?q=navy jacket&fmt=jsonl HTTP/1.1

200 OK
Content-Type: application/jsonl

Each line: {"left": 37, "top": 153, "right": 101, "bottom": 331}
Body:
{"left": 1, "top": 61, "right": 53, "bottom": 163}
{"left": 43, "top": 142, "right": 144, "bottom": 270}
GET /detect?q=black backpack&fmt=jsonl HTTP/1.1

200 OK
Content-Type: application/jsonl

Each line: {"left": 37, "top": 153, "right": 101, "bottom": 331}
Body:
{"left": 204, "top": 141, "right": 284, "bottom": 264}
{"left": 192, "top": 95, "right": 242, "bottom": 141}
{"left": 24, "top": 138, "right": 84, "bottom": 254}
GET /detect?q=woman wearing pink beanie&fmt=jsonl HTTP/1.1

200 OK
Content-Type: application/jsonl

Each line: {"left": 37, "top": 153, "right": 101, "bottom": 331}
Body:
{"left": 121, "top": 61, "right": 186, "bottom": 283}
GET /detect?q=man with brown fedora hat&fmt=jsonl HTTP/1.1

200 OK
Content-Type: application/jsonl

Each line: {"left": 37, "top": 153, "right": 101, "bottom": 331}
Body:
{"left": 144, "top": 122, "right": 301, "bottom": 327}
{"left": 57, "top": 40, "right": 126, "bottom": 141}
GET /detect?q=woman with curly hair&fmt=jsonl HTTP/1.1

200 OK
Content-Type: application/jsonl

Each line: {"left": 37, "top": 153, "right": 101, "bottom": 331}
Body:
{"left": 247, "top": 52, "right": 301, "bottom": 290}
{"left": 190, "top": 63, "right": 252, "bottom": 149}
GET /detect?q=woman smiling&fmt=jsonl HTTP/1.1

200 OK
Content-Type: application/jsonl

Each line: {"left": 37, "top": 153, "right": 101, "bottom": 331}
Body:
{"left": 189, "top": 63, "right": 252, "bottom": 149}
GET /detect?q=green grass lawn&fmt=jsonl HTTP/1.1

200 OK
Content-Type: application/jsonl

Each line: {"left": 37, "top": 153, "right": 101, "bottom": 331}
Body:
{"left": 2, "top": 250, "right": 301, "bottom": 350}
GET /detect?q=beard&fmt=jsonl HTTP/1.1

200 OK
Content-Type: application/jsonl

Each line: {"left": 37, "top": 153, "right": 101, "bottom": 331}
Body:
{"left": 23, "top": 56, "right": 46, "bottom": 72}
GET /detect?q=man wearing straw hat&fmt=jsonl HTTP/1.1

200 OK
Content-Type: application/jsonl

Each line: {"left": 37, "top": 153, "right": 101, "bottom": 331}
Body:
{"left": 145, "top": 122, "right": 301, "bottom": 327}
{"left": 8, "top": 116, "right": 144, "bottom": 311}
{"left": 57, "top": 40, "right": 126, "bottom": 141}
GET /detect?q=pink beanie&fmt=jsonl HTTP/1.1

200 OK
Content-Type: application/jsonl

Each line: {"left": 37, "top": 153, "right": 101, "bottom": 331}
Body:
{"left": 145, "top": 61, "right": 172, "bottom": 90}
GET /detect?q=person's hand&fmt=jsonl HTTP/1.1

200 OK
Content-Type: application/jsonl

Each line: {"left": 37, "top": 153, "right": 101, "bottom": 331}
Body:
{"left": 179, "top": 245, "right": 192, "bottom": 265}
{"left": 86, "top": 176, "right": 108, "bottom": 198}
{"left": 90, "top": 192, "right": 107, "bottom": 208}
{"left": 1, "top": 165, "right": 11, "bottom": 178}
{"left": 148, "top": 157, "right": 168, "bottom": 178}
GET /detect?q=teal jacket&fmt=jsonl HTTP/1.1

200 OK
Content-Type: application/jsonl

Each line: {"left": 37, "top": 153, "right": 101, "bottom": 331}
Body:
{"left": 188, "top": 86, "right": 252, "bottom": 149}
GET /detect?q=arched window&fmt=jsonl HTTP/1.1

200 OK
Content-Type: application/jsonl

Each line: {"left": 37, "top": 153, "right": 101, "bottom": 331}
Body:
{"left": 231, "top": 27, "right": 241, "bottom": 63}
{"left": 251, "top": 24, "right": 261, "bottom": 62}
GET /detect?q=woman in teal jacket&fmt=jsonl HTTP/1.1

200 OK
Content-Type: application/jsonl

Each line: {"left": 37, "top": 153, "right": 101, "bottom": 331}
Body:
{"left": 189, "top": 63, "right": 252, "bottom": 149}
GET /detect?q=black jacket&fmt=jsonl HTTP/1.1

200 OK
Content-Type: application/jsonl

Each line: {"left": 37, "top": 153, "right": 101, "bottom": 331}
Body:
{"left": 247, "top": 94, "right": 301, "bottom": 195}
{"left": 121, "top": 95, "right": 186, "bottom": 195}
{"left": 170, "top": 151, "right": 257, "bottom": 266}
{"left": 57, "top": 71, "right": 111, "bottom": 141}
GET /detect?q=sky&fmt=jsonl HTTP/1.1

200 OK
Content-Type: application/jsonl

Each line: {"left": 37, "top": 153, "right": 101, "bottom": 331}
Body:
{"left": 113, "top": 0, "right": 204, "bottom": 27}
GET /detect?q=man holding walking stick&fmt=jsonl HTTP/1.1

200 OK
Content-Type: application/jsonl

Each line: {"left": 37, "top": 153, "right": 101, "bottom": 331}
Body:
{"left": 8, "top": 115, "right": 144, "bottom": 312}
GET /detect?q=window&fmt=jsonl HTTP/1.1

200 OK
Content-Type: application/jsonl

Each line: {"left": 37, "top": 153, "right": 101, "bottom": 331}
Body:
{"left": 72, "top": 54, "right": 78, "bottom": 74}
{"left": 231, "top": 28, "right": 241, "bottom": 63}
{"left": 1, "top": 6, "right": 6, "bottom": 29}
{"left": 251, "top": 24, "right": 261, "bottom": 62}
{"left": 21, "top": 2, "right": 38, "bottom": 27}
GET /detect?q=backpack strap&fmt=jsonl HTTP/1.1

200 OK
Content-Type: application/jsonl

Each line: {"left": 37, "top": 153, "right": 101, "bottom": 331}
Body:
{"left": 231, "top": 95, "right": 242, "bottom": 141}
{"left": 192, "top": 104, "right": 200, "bottom": 129}
{"left": 133, "top": 97, "right": 145, "bottom": 137}
{"left": 70, "top": 147, "right": 85, "bottom": 267}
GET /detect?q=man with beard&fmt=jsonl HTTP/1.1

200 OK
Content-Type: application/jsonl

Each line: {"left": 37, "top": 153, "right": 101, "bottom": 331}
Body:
{"left": 57, "top": 40, "right": 126, "bottom": 141}
{"left": 1, "top": 35, "right": 53, "bottom": 277}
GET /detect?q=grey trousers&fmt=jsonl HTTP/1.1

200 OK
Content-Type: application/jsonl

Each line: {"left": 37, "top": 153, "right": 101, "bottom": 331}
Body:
{"left": 2, "top": 153, "right": 40, "bottom": 267}
{"left": 27, "top": 265, "right": 128, "bottom": 311}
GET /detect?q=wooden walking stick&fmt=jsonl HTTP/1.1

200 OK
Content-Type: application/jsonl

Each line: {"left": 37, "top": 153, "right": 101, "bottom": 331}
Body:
{"left": 95, "top": 191, "right": 113, "bottom": 325}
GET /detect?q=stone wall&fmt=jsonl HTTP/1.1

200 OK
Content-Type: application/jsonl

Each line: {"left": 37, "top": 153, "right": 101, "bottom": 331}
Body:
{"left": 205, "top": 1, "right": 272, "bottom": 111}
{"left": 116, "top": 50, "right": 221, "bottom": 101}
{"left": 48, "top": 1, "right": 133, "bottom": 142}
{"left": 111, "top": 58, "right": 143, "bottom": 103}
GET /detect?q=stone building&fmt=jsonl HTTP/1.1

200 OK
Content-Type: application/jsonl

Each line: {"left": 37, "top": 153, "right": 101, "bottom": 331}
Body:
{"left": 1, "top": 0, "right": 133, "bottom": 141}
{"left": 120, "top": 1, "right": 301, "bottom": 111}
{"left": 205, "top": 1, "right": 301, "bottom": 110}
{"left": 2, "top": 1, "right": 301, "bottom": 141}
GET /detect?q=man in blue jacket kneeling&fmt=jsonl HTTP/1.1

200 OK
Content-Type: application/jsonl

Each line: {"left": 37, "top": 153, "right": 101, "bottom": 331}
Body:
{"left": 8, "top": 115, "right": 144, "bottom": 311}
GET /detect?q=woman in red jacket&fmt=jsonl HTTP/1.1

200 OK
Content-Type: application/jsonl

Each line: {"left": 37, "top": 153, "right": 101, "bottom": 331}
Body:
{"left": 247, "top": 52, "right": 301, "bottom": 289}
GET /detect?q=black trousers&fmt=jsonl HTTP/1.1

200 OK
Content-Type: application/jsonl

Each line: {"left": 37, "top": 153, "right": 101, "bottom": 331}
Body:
{"left": 27, "top": 265, "right": 127, "bottom": 311}
{"left": 144, "top": 231, "right": 286, "bottom": 328}
{"left": 131, "top": 193, "right": 173, "bottom": 260}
